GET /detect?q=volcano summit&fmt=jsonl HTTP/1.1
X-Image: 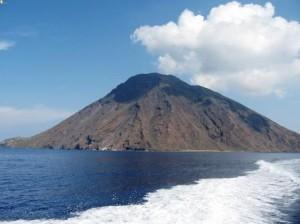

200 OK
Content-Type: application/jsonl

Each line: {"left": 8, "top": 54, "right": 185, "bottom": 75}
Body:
{"left": 3, "top": 73, "right": 300, "bottom": 152}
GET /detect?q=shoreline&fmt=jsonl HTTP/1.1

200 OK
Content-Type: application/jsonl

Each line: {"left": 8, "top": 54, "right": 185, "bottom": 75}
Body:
{"left": 0, "top": 146, "right": 299, "bottom": 153}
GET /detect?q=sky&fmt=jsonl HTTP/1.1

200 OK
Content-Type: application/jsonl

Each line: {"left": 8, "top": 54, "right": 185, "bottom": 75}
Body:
{"left": 0, "top": 0, "right": 300, "bottom": 140}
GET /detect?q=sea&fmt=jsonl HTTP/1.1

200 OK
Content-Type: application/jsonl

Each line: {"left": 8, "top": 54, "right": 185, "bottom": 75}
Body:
{"left": 0, "top": 147, "right": 300, "bottom": 224}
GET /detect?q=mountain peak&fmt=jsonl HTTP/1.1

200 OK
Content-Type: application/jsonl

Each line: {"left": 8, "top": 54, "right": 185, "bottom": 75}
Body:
{"left": 3, "top": 73, "right": 300, "bottom": 152}
{"left": 109, "top": 73, "right": 183, "bottom": 103}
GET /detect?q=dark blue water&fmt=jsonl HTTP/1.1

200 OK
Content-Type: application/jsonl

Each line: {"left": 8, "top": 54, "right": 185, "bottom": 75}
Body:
{"left": 0, "top": 147, "right": 300, "bottom": 223}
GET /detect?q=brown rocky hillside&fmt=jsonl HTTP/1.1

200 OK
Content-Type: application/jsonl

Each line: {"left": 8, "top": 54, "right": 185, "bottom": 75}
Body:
{"left": 2, "top": 73, "right": 300, "bottom": 152}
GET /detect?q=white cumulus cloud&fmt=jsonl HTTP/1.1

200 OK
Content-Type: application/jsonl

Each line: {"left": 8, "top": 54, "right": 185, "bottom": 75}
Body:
{"left": 0, "top": 40, "right": 15, "bottom": 50}
{"left": 132, "top": 1, "right": 300, "bottom": 97}
{"left": 0, "top": 106, "right": 73, "bottom": 140}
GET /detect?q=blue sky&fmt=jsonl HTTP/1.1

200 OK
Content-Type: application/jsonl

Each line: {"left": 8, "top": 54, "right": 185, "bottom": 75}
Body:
{"left": 0, "top": 0, "right": 300, "bottom": 140}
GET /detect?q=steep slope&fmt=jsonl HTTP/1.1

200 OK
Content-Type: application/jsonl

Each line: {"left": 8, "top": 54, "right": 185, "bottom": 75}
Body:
{"left": 3, "top": 73, "right": 300, "bottom": 151}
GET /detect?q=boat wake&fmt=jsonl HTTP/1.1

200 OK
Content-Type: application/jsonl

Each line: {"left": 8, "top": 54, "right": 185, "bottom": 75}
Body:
{"left": 2, "top": 159, "right": 300, "bottom": 224}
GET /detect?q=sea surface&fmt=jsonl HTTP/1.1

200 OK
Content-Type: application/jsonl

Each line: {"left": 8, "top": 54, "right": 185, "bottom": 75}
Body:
{"left": 0, "top": 148, "right": 300, "bottom": 224}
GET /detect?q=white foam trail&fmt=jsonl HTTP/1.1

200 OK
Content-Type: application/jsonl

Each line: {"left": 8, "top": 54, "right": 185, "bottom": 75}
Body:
{"left": 2, "top": 159, "right": 300, "bottom": 224}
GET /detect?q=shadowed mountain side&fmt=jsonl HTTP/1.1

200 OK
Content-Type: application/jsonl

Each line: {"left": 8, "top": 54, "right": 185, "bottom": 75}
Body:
{"left": 2, "top": 73, "right": 300, "bottom": 151}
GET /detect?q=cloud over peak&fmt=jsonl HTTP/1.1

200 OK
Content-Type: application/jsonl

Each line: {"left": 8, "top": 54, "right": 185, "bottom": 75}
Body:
{"left": 132, "top": 1, "right": 300, "bottom": 97}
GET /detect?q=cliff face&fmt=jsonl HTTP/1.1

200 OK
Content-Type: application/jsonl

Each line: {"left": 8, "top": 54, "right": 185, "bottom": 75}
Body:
{"left": 3, "top": 73, "right": 300, "bottom": 151}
